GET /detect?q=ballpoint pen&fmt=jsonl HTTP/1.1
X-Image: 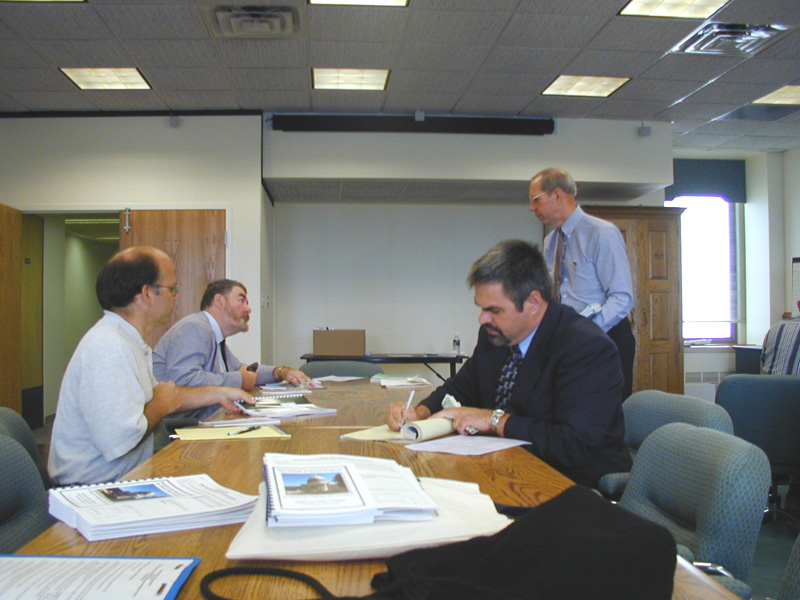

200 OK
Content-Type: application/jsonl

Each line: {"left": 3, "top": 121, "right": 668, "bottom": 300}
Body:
{"left": 401, "top": 390, "right": 415, "bottom": 426}
{"left": 227, "top": 425, "right": 260, "bottom": 436}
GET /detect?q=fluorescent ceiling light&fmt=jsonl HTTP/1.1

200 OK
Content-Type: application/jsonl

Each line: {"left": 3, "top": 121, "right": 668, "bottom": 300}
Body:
{"left": 61, "top": 68, "right": 150, "bottom": 90}
{"left": 309, "top": 1, "right": 407, "bottom": 5}
{"left": 313, "top": 68, "right": 389, "bottom": 91}
{"left": 620, "top": 0, "right": 729, "bottom": 19}
{"left": 753, "top": 85, "right": 800, "bottom": 105}
{"left": 542, "top": 75, "right": 629, "bottom": 98}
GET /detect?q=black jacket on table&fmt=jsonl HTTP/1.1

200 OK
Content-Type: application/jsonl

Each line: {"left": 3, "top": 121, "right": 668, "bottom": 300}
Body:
{"left": 420, "top": 302, "right": 631, "bottom": 487}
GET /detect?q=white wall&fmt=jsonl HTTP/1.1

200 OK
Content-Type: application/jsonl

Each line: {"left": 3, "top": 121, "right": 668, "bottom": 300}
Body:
{"left": 263, "top": 119, "right": 674, "bottom": 187}
{"left": 783, "top": 147, "right": 800, "bottom": 313}
{"left": 274, "top": 202, "right": 542, "bottom": 372}
{"left": 0, "top": 115, "right": 264, "bottom": 365}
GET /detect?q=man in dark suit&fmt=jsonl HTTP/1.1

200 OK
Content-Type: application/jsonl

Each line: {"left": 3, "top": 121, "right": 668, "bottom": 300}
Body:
{"left": 387, "top": 239, "right": 631, "bottom": 487}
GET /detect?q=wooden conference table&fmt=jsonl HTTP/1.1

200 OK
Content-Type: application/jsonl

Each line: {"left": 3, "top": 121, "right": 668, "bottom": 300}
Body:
{"left": 301, "top": 353, "right": 468, "bottom": 380}
{"left": 20, "top": 381, "right": 738, "bottom": 600}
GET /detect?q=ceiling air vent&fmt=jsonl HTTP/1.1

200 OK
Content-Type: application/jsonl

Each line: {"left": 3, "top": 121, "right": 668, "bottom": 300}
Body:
{"left": 673, "top": 23, "right": 789, "bottom": 56}
{"left": 214, "top": 6, "right": 299, "bottom": 38}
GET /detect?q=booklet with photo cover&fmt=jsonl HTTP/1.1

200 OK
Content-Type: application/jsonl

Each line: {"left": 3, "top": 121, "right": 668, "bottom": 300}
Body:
{"left": 262, "top": 453, "right": 438, "bottom": 528}
{"left": 48, "top": 474, "right": 257, "bottom": 541}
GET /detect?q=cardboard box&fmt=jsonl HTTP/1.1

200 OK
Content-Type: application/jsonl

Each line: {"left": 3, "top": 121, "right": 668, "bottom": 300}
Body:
{"left": 313, "top": 329, "right": 366, "bottom": 356}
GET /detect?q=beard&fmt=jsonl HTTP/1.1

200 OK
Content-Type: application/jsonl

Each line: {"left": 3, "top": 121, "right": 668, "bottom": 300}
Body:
{"left": 482, "top": 324, "right": 511, "bottom": 347}
{"left": 237, "top": 316, "right": 250, "bottom": 332}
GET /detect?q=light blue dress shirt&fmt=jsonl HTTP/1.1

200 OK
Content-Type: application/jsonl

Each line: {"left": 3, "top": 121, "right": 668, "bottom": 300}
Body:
{"left": 543, "top": 206, "right": 633, "bottom": 332}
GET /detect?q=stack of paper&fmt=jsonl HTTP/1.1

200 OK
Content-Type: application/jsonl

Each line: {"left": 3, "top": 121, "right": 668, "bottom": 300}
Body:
{"left": 262, "top": 453, "right": 438, "bottom": 527}
{"left": 48, "top": 474, "right": 257, "bottom": 541}
{"left": 227, "top": 477, "right": 512, "bottom": 561}
{"left": 370, "top": 375, "right": 431, "bottom": 388}
{"left": 238, "top": 396, "right": 336, "bottom": 419}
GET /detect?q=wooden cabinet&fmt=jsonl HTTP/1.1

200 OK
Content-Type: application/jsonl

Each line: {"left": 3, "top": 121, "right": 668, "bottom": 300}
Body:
{"left": 584, "top": 206, "right": 684, "bottom": 394}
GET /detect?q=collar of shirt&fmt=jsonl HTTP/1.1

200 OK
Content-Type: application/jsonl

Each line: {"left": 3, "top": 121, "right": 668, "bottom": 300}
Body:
{"left": 517, "top": 326, "right": 537, "bottom": 358}
{"left": 103, "top": 309, "right": 149, "bottom": 350}
{"left": 559, "top": 205, "right": 585, "bottom": 238}
{"left": 203, "top": 310, "right": 225, "bottom": 344}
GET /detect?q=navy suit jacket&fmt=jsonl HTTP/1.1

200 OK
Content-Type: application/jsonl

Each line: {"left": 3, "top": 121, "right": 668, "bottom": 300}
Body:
{"left": 420, "top": 302, "right": 631, "bottom": 487}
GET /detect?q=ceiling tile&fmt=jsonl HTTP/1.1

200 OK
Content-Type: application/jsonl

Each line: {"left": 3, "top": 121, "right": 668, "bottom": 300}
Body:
{"left": 757, "top": 28, "right": 800, "bottom": 59}
{"left": 718, "top": 135, "right": 800, "bottom": 151}
{"left": 226, "top": 68, "right": 308, "bottom": 91}
{"left": 411, "top": 0, "right": 519, "bottom": 10}
{"left": 713, "top": 0, "right": 800, "bottom": 27}
{"left": 656, "top": 100, "right": 743, "bottom": 120}
{"left": 94, "top": 5, "right": 208, "bottom": 40}
{"left": 744, "top": 120, "right": 800, "bottom": 137}
{"left": 0, "top": 67, "right": 72, "bottom": 92}
{"left": 0, "top": 18, "right": 18, "bottom": 40}
{"left": 310, "top": 41, "right": 401, "bottom": 69}
{"left": 156, "top": 91, "right": 240, "bottom": 110}
{"left": 689, "top": 119, "right": 769, "bottom": 136}
{"left": 467, "top": 72, "right": 551, "bottom": 96}
{"left": 0, "top": 40, "right": 48, "bottom": 68}
{"left": 396, "top": 44, "right": 491, "bottom": 71}
{"left": 404, "top": 9, "right": 512, "bottom": 46}
{"left": 588, "top": 16, "right": 701, "bottom": 53}
{"left": 389, "top": 70, "right": 472, "bottom": 94}
{"left": 686, "top": 81, "right": 779, "bottom": 104}
{"left": 30, "top": 40, "right": 134, "bottom": 68}
{"left": 641, "top": 53, "right": 746, "bottom": 82}
{"left": 84, "top": 91, "right": 169, "bottom": 111}
{"left": 498, "top": 13, "right": 608, "bottom": 48}
{"left": 453, "top": 94, "right": 533, "bottom": 115}
{"left": 590, "top": 99, "right": 673, "bottom": 119}
{"left": 382, "top": 92, "right": 460, "bottom": 112}
{"left": 517, "top": 0, "right": 627, "bottom": 17}
{"left": 611, "top": 78, "right": 701, "bottom": 103}
{"left": 669, "top": 119, "right": 706, "bottom": 134}
{"left": 307, "top": 6, "right": 408, "bottom": 43}
{"left": 481, "top": 46, "right": 580, "bottom": 74}
{"left": 0, "top": 4, "right": 112, "bottom": 40}
{"left": 123, "top": 39, "right": 222, "bottom": 68}
{"left": 240, "top": 91, "right": 310, "bottom": 112}
{"left": 215, "top": 39, "right": 306, "bottom": 69}
{"left": 311, "top": 90, "right": 386, "bottom": 112}
{"left": 6, "top": 90, "right": 96, "bottom": 111}
{"left": 0, "top": 93, "right": 28, "bottom": 112}
{"left": 717, "top": 57, "right": 800, "bottom": 85}
{"left": 672, "top": 133, "right": 733, "bottom": 148}
{"left": 143, "top": 68, "right": 232, "bottom": 91}
{"left": 564, "top": 50, "right": 663, "bottom": 78}
{"left": 520, "top": 95, "right": 601, "bottom": 118}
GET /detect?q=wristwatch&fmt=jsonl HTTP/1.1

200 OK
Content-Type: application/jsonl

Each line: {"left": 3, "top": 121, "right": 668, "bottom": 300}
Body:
{"left": 490, "top": 409, "right": 505, "bottom": 433}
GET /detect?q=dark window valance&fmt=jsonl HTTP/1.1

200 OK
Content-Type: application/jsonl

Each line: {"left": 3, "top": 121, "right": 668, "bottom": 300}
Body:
{"left": 665, "top": 159, "right": 746, "bottom": 203}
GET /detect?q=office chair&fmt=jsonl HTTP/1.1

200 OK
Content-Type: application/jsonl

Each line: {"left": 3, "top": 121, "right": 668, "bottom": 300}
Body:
{"left": 0, "top": 436, "right": 55, "bottom": 553}
{"left": 775, "top": 532, "right": 800, "bottom": 600}
{"left": 618, "top": 422, "right": 770, "bottom": 596}
{"left": 597, "top": 390, "right": 733, "bottom": 497}
{"left": 0, "top": 406, "right": 51, "bottom": 489}
{"left": 715, "top": 374, "right": 800, "bottom": 524}
{"left": 300, "top": 360, "right": 384, "bottom": 379}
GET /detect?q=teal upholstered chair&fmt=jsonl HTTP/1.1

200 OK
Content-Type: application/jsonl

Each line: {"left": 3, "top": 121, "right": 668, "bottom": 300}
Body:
{"left": 0, "top": 435, "right": 54, "bottom": 553}
{"left": 300, "top": 360, "right": 384, "bottom": 379}
{"left": 0, "top": 406, "right": 51, "bottom": 489}
{"left": 597, "top": 390, "right": 733, "bottom": 497}
{"left": 618, "top": 423, "right": 771, "bottom": 598}
{"left": 715, "top": 374, "right": 800, "bottom": 522}
{"left": 775, "top": 533, "right": 800, "bottom": 600}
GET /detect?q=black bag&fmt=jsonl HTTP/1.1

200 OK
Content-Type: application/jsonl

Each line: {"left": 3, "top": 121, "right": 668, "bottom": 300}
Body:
{"left": 201, "top": 485, "right": 676, "bottom": 600}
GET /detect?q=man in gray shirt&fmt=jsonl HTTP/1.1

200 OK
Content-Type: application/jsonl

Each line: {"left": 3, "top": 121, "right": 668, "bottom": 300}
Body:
{"left": 529, "top": 167, "right": 635, "bottom": 398}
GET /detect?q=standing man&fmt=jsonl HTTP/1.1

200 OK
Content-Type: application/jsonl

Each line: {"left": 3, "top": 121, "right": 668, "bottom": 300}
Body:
{"left": 154, "top": 279, "right": 310, "bottom": 417}
{"left": 529, "top": 167, "right": 636, "bottom": 399}
{"left": 49, "top": 247, "right": 251, "bottom": 486}
{"left": 387, "top": 240, "right": 630, "bottom": 487}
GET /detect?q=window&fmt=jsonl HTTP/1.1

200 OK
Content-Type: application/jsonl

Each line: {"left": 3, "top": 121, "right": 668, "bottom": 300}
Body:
{"left": 663, "top": 196, "right": 738, "bottom": 341}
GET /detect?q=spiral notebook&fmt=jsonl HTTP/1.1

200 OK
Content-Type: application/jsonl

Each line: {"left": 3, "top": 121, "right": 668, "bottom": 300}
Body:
{"left": 48, "top": 474, "right": 257, "bottom": 541}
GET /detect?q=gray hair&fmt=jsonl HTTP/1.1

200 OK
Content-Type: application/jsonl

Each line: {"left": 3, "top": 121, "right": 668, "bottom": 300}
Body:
{"left": 532, "top": 167, "right": 577, "bottom": 197}
{"left": 467, "top": 239, "right": 554, "bottom": 310}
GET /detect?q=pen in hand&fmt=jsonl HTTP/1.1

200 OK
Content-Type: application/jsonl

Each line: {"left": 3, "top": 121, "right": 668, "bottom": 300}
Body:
{"left": 401, "top": 390, "right": 415, "bottom": 426}
{"left": 227, "top": 425, "right": 260, "bottom": 436}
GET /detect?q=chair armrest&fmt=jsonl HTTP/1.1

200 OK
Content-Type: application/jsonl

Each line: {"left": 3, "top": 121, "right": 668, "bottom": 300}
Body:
{"left": 597, "top": 472, "right": 630, "bottom": 497}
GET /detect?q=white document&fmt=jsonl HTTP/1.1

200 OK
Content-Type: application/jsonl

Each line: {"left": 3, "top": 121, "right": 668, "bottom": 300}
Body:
{"left": 227, "top": 478, "right": 512, "bottom": 561}
{"left": 262, "top": 453, "right": 438, "bottom": 527}
{"left": 48, "top": 474, "right": 257, "bottom": 541}
{"left": 0, "top": 556, "right": 198, "bottom": 600}
{"left": 340, "top": 418, "right": 454, "bottom": 443}
{"left": 406, "top": 436, "right": 530, "bottom": 456}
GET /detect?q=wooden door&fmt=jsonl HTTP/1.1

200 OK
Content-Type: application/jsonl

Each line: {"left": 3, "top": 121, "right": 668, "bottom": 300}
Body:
{"left": 0, "top": 203, "right": 22, "bottom": 411}
{"left": 584, "top": 206, "right": 684, "bottom": 394}
{"left": 119, "top": 209, "right": 226, "bottom": 338}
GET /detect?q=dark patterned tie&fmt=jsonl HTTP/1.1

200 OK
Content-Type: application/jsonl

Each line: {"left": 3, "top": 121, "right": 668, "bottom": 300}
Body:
{"left": 495, "top": 345, "right": 523, "bottom": 410}
{"left": 553, "top": 228, "right": 566, "bottom": 302}
{"left": 219, "top": 339, "right": 229, "bottom": 371}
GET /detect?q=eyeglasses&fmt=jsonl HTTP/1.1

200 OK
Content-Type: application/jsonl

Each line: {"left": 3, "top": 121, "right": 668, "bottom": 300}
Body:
{"left": 528, "top": 191, "right": 550, "bottom": 203}
{"left": 152, "top": 284, "right": 180, "bottom": 297}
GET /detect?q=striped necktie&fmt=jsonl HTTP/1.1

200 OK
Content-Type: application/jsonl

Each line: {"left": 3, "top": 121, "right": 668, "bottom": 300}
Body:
{"left": 553, "top": 228, "right": 566, "bottom": 302}
{"left": 495, "top": 345, "right": 523, "bottom": 410}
